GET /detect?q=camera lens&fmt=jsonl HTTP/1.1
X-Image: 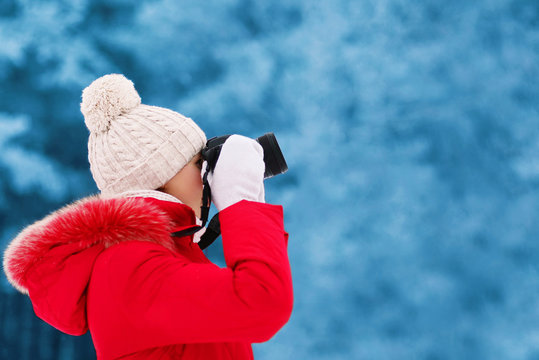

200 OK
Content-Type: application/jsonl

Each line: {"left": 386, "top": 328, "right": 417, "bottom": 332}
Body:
{"left": 256, "top": 133, "right": 288, "bottom": 178}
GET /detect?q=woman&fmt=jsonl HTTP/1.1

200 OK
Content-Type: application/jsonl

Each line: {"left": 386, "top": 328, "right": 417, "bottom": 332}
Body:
{"left": 3, "top": 74, "right": 293, "bottom": 359}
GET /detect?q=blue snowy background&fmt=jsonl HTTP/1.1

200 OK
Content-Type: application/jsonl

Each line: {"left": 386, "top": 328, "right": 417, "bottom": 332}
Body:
{"left": 1, "top": 0, "right": 538, "bottom": 359}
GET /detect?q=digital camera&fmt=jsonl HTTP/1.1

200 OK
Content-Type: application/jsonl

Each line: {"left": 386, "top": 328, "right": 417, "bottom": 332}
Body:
{"left": 201, "top": 133, "right": 288, "bottom": 178}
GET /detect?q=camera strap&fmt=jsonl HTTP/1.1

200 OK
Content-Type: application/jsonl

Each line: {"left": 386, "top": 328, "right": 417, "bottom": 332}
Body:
{"left": 170, "top": 165, "right": 221, "bottom": 250}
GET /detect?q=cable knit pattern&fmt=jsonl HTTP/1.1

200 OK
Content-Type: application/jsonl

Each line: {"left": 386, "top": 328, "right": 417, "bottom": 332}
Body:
{"left": 81, "top": 74, "right": 206, "bottom": 196}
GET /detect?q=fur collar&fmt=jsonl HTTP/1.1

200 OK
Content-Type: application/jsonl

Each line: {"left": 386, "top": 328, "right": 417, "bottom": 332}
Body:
{"left": 3, "top": 195, "right": 187, "bottom": 294}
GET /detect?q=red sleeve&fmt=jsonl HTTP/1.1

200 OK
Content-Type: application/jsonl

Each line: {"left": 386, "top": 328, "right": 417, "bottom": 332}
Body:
{"left": 94, "top": 201, "right": 293, "bottom": 349}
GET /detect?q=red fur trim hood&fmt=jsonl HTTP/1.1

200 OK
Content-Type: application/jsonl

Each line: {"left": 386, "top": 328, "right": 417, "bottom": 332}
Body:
{"left": 2, "top": 195, "right": 189, "bottom": 334}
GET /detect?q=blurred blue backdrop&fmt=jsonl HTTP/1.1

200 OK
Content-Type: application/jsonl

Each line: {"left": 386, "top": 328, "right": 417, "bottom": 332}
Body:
{"left": 0, "top": 0, "right": 538, "bottom": 359}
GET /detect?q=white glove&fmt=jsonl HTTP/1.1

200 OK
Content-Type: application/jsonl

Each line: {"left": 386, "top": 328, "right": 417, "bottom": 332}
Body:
{"left": 201, "top": 134, "right": 265, "bottom": 212}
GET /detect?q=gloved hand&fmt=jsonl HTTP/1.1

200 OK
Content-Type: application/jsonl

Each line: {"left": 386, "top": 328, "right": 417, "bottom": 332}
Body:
{"left": 201, "top": 134, "right": 265, "bottom": 212}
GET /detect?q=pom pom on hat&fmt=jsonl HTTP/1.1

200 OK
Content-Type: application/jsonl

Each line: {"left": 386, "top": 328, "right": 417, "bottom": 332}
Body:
{"left": 81, "top": 74, "right": 141, "bottom": 133}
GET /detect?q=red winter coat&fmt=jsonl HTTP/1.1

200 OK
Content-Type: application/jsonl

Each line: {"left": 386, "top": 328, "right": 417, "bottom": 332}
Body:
{"left": 3, "top": 195, "right": 293, "bottom": 359}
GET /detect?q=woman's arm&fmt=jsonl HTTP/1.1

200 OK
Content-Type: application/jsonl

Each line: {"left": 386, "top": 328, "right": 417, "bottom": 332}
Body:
{"left": 89, "top": 200, "right": 293, "bottom": 355}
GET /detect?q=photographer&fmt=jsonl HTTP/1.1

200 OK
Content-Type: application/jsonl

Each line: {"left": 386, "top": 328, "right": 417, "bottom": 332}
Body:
{"left": 3, "top": 74, "right": 293, "bottom": 359}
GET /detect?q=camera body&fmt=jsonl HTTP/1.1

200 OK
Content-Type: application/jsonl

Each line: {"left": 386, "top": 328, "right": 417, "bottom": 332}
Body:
{"left": 201, "top": 133, "right": 288, "bottom": 179}
{"left": 172, "top": 133, "right": 288, "bottom": 249}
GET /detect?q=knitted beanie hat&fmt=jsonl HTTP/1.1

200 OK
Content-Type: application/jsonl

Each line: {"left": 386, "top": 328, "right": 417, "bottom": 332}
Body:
{"left": 81, "top": 74, "right": 206, "bottom": 196}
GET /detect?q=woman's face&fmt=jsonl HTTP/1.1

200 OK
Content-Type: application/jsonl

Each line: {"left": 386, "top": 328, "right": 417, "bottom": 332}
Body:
{"left": 160, "top": 153, "right": 204, "bottom": 218}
